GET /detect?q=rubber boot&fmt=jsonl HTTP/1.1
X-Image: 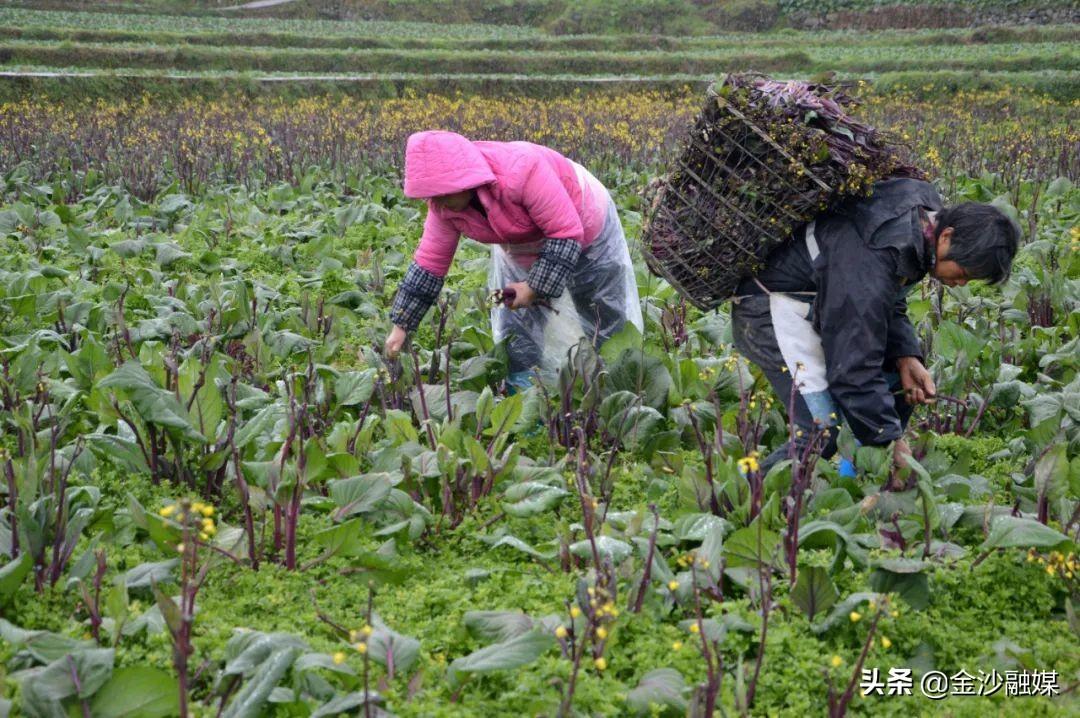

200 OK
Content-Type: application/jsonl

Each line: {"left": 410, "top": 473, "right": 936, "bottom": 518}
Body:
{"left": 506, "top": 370, "right": 533, "bottom": 396}
{"left": 838, "top": 457, "right": 857, "bottom": 478}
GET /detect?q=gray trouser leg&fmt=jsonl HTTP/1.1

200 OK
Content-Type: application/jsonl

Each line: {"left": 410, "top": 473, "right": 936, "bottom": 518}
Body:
{"left": 732, "top": 294, "right": 839, "bottom": 472}
{"left": 566, "top": 198, "right": 632, "bottom": 350}
{"left": 731, "top": 294, "right": 913, "bottom": 474}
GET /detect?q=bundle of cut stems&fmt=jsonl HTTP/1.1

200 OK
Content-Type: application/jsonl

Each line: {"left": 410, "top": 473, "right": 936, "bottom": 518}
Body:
{"left": 643, "top": 73, "right": 922, "bottom": 310}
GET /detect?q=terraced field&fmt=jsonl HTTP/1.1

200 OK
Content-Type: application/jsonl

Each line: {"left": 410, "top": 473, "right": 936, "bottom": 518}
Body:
{"left": 0, "top": 6, "right": 1076, "bottom": 98}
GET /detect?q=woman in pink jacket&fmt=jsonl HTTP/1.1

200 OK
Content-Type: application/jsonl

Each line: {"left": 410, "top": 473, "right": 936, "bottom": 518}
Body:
{"left": 385, "top": 130, "right": 642, "bottom": 389}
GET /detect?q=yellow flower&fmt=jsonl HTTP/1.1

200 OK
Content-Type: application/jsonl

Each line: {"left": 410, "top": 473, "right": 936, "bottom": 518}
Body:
{"left": 333, "top": 652, "right": 347, "bottom": 665}
{"left": 672, "top": 641, "right": 683, "bottom": 651}
{"left": 198, "top": 532, "right": 209, "bottom": 541}
{"left": 737, "top": 456, "right": 760, "bottom": 474}
{"left": 159, "top": 505, "right": 176, "bottom": 518}
{"left": 200, "top": 505, "right": 214, "bottom": 517}
{"left": 570, "top": 607, "right": 581, "bottom": 619}
{"left": 688, "top": 623, "right": 700, "bottom": 634}
{"left": 881, "top": 636, "right": 892, "bottom": 649}
{"left": 596, "top": 627, "right": 608, "bottom": 640}
{"left": 362, "top": 625, "right": 373, "bottom": 637}
{"left": 593, "top": 657, "right": 607, "bottom": 671}
{"left": 830, "top": 655, "right": 844, "bottom": 668}
{"left": 849, "top": 611, "right": 862, "bottom": 623}
{"left": 668, "top": 580, "right": 680, "bottom": 591}
{"left": 555, "top": 626, "right": 568, "bottom": 639}
{"left": 354, "top": 642, "right": 368, "bottom": 654}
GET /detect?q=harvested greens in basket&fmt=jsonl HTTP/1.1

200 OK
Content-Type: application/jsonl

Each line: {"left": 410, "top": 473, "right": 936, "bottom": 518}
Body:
{"left": 642, "top": 73, "right": 922, "bottom": 310}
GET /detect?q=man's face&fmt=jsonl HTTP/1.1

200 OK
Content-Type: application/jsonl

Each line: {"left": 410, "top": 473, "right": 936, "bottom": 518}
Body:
{"left": 431, "top": 190, "right": 473, "bottom": 212}
{"left": 931, "top": 226, "right": 970, "bottom": 287}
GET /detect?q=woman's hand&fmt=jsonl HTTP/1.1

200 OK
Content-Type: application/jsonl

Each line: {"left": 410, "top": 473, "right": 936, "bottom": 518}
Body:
{"left": 897, "top": 356, "right": 935, "bottom": 405}
{"left": 384, "top": 325, "right": 408, "bottom": 359}
{"left": 504, "top": 282, "right": 537, "bottom": 310}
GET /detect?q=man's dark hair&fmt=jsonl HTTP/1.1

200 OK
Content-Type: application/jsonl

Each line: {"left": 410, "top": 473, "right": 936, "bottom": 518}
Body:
{"left": 935, "top": 202, "right": 1020, "bottom": 284}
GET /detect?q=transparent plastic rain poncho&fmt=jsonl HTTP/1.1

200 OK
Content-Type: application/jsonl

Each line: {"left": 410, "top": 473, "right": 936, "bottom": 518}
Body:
{"left": 489, "top": 194, "right": 644, "bottom": 379}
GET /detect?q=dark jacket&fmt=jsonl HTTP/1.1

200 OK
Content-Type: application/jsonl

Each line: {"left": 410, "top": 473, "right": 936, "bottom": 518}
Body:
{"left": 738, "top": 178, "right": 944, "bottom": 445}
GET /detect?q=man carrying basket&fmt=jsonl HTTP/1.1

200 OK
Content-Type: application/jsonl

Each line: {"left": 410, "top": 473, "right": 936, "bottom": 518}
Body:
{"left": 731, "top": 179, "right": 1019, "bottom": 477}
{"left": 643, "top": 75, "right": 1020, "bottom": 480}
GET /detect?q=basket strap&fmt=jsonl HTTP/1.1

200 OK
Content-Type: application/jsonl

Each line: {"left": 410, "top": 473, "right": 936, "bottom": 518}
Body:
{"left": 731, "top": 229, "right": 820, "bottom": 303}
{"left": 733, "top": 276, "right": 816, "bottom": 303}
{"left": 804, "top": 220, "right": 820, "bottom": 262}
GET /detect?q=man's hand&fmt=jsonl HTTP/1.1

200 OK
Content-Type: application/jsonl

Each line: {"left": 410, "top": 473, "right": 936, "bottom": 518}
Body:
{"left": 504, "top": 282, "right": 537, "bottom": 310}
{"left": 886, "top": 437, "right": 915, "bottom": 491}
{"left": 897, "top": 356, "right": 935, "bottom": 405}
{"left": 892, "top": 438, "right": 912, "bottom": 469}
{"left": 383, "top": 325, "right": 408, "bottom": 359}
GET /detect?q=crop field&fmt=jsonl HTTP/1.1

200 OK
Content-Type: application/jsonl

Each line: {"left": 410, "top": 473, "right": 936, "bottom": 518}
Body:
{"left": 0, "top": 2, "right": 1078, "bottom": 718}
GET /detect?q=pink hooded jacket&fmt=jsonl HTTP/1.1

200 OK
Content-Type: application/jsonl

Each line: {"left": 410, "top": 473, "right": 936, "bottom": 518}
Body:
{"left": 403, "top": 131, "right": 608, "bottom": 276}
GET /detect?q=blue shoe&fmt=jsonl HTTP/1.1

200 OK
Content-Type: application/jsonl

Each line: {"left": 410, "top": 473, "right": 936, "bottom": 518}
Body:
{"left": 838, "top": 457, "right": 857, "bottom": 478}
{"left": 506, "top": 370, "right": 533, "bottom": 395}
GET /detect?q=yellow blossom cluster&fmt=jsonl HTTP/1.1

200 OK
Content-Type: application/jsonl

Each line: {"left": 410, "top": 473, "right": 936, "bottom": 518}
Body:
{"left": 586, "top": 585, "right": 620, "bottom": 619}
{"left": 347, "top": 624, "right": 375, "bottom": 656}
{"left": 674, "top": 550, "right": 709, "bottom": 571}
{"left": 1, "top": 87, "right": 1071, "bottom": 199}
{"left": 746, "top": 390, "right": 774, "bottom": 412}
{"left": 861, "top": 88, "right": 1078, "bottom": 183}
{"left": 158, "top": 499, "right": 217, "bottom": 544}
{"left": 832, "top": 595, "right": 901, "bottom": 679}
{"left": 1028, "top": 548, "right": 1078, "bottom": 581}
{"left": 0, "top": 90, "right": 696, "bottom": 196}
{"left": 737, "top": 452, "right": 761, "bottom": 475}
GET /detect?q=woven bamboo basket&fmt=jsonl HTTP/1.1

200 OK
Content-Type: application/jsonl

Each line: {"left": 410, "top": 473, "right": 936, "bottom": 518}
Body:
{"left": 642, "top": 74, "right": 914, "bottom": 310}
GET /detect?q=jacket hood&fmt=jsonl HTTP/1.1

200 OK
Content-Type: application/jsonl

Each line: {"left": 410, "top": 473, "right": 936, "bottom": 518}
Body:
{"left": 830, "top": 177, "right": 944, "bottom": 282}
{"left": 841, "top": 178, "right": 943, "bottom": 248}
{"left": 403, "top": 131, "right": 496, "bottom": 199}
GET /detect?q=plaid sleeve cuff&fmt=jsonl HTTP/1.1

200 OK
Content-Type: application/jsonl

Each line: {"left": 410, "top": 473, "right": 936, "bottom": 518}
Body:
{"left": 390, "top": 262, "right": 443, "bottom": 331}
{"left": 527, "top": 238, "right": 582, "bottom": 299}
